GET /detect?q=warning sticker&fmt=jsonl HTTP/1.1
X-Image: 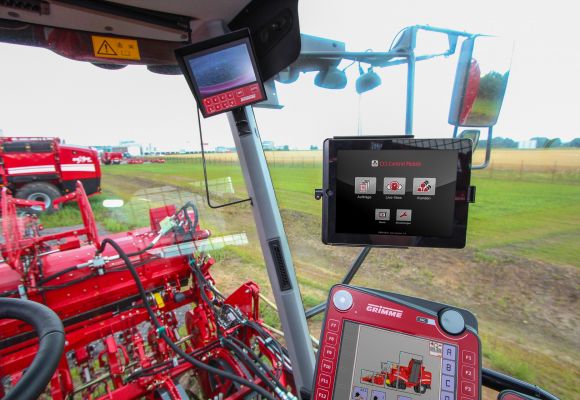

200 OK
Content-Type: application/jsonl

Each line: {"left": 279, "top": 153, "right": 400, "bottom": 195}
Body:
{"left": 92, "top": 36, "right": 141, "bottom": 60}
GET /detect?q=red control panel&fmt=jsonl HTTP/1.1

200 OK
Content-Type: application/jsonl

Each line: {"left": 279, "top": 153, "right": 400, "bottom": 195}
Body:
{"left": 201, "top": 83, "right": 264, "bottom": 116}
{"left": 313, "top": 285, "right": 481, "bottom": 400}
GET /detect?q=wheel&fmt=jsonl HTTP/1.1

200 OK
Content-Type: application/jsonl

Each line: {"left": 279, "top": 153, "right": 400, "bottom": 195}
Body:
{"left": 420, "top": 384, "right": 429, "bottom": 394}
{"left": 414, "top": 385, "right": 421, "bottom": 393}
{"left": 397, "top": 379, "right": 406, "bottom": 390}
{"left": 16, "top": 182, "right": 61, "bottom": 213}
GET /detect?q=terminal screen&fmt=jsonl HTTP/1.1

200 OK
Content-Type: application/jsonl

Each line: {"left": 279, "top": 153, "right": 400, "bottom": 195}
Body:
{"left": 335, "top": 149, "right": 458, "bottom": 238}
{"left": 333, "top": 322, "right": 458, "bottom": 400}
{"left": 188, "top": 43, "right": 257, "bottom": 97}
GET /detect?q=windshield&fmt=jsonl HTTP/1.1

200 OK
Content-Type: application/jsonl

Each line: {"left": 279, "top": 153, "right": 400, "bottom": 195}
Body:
{"left": 0, "top": 1, "right": 578, "bottom": 399}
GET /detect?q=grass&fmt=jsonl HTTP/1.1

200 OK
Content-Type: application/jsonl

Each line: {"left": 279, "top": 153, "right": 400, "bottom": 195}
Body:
{"left": 101, "top": 159, "right": 580, "bottom": 267}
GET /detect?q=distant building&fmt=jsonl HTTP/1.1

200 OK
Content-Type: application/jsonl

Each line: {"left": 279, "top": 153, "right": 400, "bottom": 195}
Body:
{"left": 517, "top": 140, "right": 537, "bottom": 149}
{"left": 262, "top": 141, "right": 275, "bottom": 151}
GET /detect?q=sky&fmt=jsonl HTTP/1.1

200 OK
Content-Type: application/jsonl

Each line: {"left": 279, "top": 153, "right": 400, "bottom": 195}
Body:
{"left": 0, "top": 0, "right": 579, "bottom": 151}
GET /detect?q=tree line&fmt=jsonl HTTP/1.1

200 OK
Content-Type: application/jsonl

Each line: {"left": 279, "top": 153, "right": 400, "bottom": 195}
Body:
{"left": 479, "top": 136, "right": 580, "bottom": 148}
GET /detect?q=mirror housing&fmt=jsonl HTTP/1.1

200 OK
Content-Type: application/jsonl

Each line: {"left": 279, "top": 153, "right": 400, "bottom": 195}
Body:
{"left": 458, "top": 129, "right": 481, "bottom": 151}
{"left": 449, "top": 36, "right": 512, "bottom": 127}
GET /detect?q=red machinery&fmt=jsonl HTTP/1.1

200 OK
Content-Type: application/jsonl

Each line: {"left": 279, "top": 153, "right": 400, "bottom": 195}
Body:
{"left": 360, "top": 359, "right": 432, "bottom": 393}
{"left": 385, "top": 359, "right": 432, "bottom": 393}
{"left": 0, "top": 183, "right": 293, "bottom": 399}
{"left": 100, "top": 151, "right": 124, "bottom": 165}
{"left": 0, "top": 137, "right": 101, "bottom": 211}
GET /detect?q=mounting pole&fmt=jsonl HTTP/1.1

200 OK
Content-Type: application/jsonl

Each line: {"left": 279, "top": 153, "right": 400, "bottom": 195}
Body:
{"left": 405, "top": 26, "right": 418, "bottom": 135}
{"left": 227, "top": 106, "right": 315, "bottom": 395}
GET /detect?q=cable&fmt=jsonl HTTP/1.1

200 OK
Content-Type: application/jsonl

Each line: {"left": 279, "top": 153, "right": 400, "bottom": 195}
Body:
{"left": 228, "top": 335, "right": 284, "bottom": 384}
{"left": 97, "top": 237, "right": 276, "bottom": 400}
{"left": 196, "top": 107, "right": 252, "bottom": 209}
{"left": 222, "top": 336, "right": 283, "bottom": 394}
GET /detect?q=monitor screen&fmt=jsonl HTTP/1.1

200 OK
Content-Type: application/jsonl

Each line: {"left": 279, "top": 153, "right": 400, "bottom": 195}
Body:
{"left": 322, "top": 138, "right": 473, "bottom": 248}
{"left": 333, "top": 321, "right": 456, "bottom": 400}
{"left": 188, "top": 43, "right": 257, "bottom": 97}
{"left": 336, "top": 149, "right": 457, "bottom": 238}
{"left": 175, "top": 29, "right": 266, "bottom": 117}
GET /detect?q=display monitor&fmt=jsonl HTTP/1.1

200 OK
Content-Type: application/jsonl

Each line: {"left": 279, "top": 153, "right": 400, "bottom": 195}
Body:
{"left": 175, "top": 29, "right": 266, "bottom": 117}
{"left": 322, "top": 137, "right": 473, "bottom": 248}
{"left": 335, "top": 322, "right": 449, "bottom": 400}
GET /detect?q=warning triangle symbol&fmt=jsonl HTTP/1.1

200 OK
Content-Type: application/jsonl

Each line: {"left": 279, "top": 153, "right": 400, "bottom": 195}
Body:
{"left": 97, "top": 40, "right": 117, "bottom": 56}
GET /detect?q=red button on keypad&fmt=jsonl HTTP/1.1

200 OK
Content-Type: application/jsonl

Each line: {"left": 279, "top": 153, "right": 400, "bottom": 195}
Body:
{"left": 327, "top": 319, "right": 340, "bottom": 332}
{"left": 318, "top": 373, "right": 331, "bottom": 388}
{"left": 462, "top": 365, "right": 475, "bottom": 381}
{"left": 325, "top": 332, "right": 338, "bottom": 346}
{"left": 320, "top": 358, "right": 333, "bottom": 375}
{"left": 461, "top": 381, "right": 475, "bottom": 396}
{"left": 316, "top": 389, "right": 330, "bottom": 400}
{"left": 322, "top": 346, "right": 336, "bottom": 360}
{"left": 462, "top": 350, "right": 476, "bottom": 365}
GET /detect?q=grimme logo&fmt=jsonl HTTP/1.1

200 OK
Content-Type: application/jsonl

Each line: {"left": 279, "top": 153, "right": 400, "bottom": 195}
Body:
{"left": 366, "top": 303, "right": 403, "bottom": 318}
{"left": 72, "top": 156, "right": 92, "bottom": 164}
{"left": 371, "top": 160, "right": 379, "bottom": 167}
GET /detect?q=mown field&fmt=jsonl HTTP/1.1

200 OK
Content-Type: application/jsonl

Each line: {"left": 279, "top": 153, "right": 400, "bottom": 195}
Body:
{"left": 41, "top": 149, "right": 580, "bottom": 399}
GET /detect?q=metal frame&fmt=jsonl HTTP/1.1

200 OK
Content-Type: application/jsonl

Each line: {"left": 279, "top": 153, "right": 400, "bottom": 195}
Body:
{"left": 226, "top": 106, "right": 315, "bottom": 393}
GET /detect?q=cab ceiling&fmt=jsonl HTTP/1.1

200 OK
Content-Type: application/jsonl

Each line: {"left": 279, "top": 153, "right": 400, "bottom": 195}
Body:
{"left": 0, "top": 0, "right": 252, "bottom": 41}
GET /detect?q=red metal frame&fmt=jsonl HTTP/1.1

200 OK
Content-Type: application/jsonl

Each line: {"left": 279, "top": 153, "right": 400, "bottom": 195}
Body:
{"left": 0, "top": 183, "right": 291, "bottom": 399}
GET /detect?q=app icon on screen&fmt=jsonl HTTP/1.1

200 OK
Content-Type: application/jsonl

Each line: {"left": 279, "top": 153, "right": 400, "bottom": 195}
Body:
{"left": 375, "top": 209, "right": 390, "bottom": 221}
{"left": 384, "top": 177, "right": 406, "bottom": 195}
{"left": 396, "top": 209, "right": 412, "bottom": 222}
{"left": 355, "top": 177, "right": 377, "bottom": 194}
{"left": 413, "top": 178, "right": 436, "bottom": 196}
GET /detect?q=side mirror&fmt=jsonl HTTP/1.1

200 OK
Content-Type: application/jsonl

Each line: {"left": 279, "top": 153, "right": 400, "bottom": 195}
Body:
{"left": 458, "top": 129, "right": 480, "bottom": 151}
{"left": 449, "top": 36, "right": 512, "bottom": 127}
{"left": 450, "top": 36, "right": 513, "bottom": 170}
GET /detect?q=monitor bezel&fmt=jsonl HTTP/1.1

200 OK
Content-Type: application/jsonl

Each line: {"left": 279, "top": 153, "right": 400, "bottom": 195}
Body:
{"left": 322, "top": 137, "right": 473, "bottom": 248}
{"left": 175, "top": 29, "right": 266, "bottom": 118}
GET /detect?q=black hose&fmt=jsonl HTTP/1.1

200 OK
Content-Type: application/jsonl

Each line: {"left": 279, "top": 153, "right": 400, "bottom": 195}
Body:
{"left": 97, "top": 238, "right": 276, "bottom": 400}
{"left": 0, "top": 298, "right": 65, "bottom": 400}
{"left": 222, "top": 336, "right": 282, "bottom": 393}
{"left": 228, "top": 336, "right": 285, "bottom": 388}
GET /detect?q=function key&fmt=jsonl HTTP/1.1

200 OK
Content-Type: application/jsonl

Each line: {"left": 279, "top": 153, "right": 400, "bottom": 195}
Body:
{"left": 461, "top": 381, "right": 475, "bottom": 397}
{"left": 440, "top": 391, "right": 454, "bottom": 400}
{"left": 212, "top": 96, "right": 219, "bottom": 103}
{"left": 320, "top": 358, "right": 333, "bottom": 374}
{"left": 318, "top": 373, "right": 331, "bottom": 388}
{"left": 442, "top": 359, "right": 456, "bottom": 375}
{"left": 462, "top": 350, "right": 476, "bottom": 365}
{"left": 325, "top": 332, "right": 338, "bottom": 346}
{"left": 219, "top": 94, "right": 226, "bottom": 101}
{"left": 322, "top": 346, "right": 336, "bottom": 360}
{"left": 327, "top": 319, "right": 340, "bottom": 332}
{"left": 221, "top": 102, "right": 229, "bottom": 109}
{"left": 235, "top": 89, "right": 244, "bottom": 97}
{"left": 462, "top": 365, "right": 475, "bottom": 381}
{"left": 215, "top": 104, "right": 222, "bottom": 111}
{"left": 316, "top": 389, "right": 330, "bottom": 400}
{"left": 441, "top": 374, "right": 455, "bottom": 392}
{"left": 443, "top": 344, "right": 457, "bottom": 361}
{"left": 228, "top": 100, "right": 235, "bottom": 106}
{"left": 203, "top": 98, "right": 212, "bottom": 105}
{"left": 227, "top": 92, "right": 234, "bottom": 99}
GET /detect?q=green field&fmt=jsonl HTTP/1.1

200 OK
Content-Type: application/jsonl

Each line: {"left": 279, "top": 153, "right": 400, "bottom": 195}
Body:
{"left": 41, "top": 155, "right": 580, "bottom": 399}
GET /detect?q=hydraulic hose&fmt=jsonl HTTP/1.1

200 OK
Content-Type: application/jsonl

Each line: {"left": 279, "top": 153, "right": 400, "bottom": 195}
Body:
{"left": 97, "top": 238, "right": 276, "bottom": 400}
{"left": 0, "top": 298, "right": 65, "bottom": 400}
